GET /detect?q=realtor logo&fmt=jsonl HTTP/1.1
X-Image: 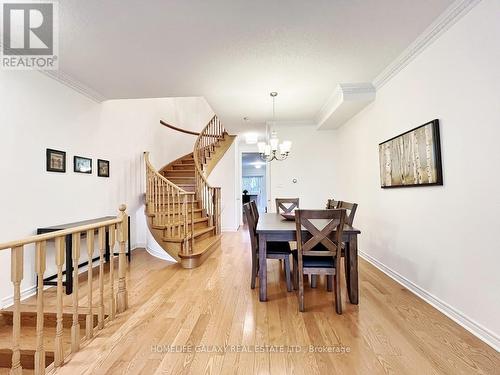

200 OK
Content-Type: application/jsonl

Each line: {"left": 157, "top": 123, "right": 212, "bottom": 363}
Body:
{"left": 1, "top": 1, "right": 58, "bottom": 70}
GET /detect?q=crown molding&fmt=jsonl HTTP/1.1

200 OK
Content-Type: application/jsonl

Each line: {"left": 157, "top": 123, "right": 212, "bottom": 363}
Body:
{"left": 316, "top": 83, "right": 375, "bottom": 130}
{"left": 372, "top": 0, "right": 482, "bottom": 89}
{"left": 314, "top": 0, "right": 481, "bottom": 129}
{"left": 40, "top": 70, "right": 106, "bottom": 103}
{"left": 0, "top": 40, "right": 106, "bottom": 103}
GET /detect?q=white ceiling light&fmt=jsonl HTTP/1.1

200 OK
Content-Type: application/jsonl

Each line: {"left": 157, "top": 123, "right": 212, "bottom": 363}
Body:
{"left": 257, "top": 92, "right": 292, "bottom": 162}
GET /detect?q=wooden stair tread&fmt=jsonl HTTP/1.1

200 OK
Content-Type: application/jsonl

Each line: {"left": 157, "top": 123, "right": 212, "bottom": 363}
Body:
{"left": 189, "top": 235, "right": 222, "bottom": 256}
{"left": 172, "top": 163, "right": 195, "bottom": 166}
{"left": 162, "top": 226, "right": 215, "bottom": 242}
{"left": 0, "top": 323, "right": 85, "bottom": 351}
{"left": 152, "top": 216, "right": 208, "bottom": 229}
{"left": 178, "top": 234, "right": 221, "bottom": 261}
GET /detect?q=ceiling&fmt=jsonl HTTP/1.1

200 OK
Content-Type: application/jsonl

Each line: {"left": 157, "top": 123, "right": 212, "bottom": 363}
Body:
{"left": 59, "top": 0, "right": 454, "bottom": 133}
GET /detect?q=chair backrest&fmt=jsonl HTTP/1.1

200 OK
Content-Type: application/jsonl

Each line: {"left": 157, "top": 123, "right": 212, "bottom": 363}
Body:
{"left": 243, "top": 203, "right": 258, "bottom": 258}
{"left": 275, "top": 198, "right": 299, "bottom": 214}
{"left": 326, "top": 199, "right": 340, "bottom": 209}
{"left": 250, "top": 200, "right": 259, "bottom": 222}
{"left": 295, "top": 209, "right": 346, "bottom": 259}
{"left": 338, "top": 201, "right": 358, "bottom": 226}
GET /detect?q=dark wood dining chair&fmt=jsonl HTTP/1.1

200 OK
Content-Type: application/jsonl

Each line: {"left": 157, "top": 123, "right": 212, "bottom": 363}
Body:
{"left": 243, "top": 203, "right": 293, "bottom": 292}
{"left": 250, "top": 200, "right": 259, "bottom": 223}
{"left": 326, "top": 199, "right": 340, "bottom": 209}
{"left": 275, "top": 198, "right": 299, "bottom": 214}
{"left": 338, "top": 201, "right": 358, "bottom": 225}
{"left": 293, "top": 209, "right": 346, "bottom": 313}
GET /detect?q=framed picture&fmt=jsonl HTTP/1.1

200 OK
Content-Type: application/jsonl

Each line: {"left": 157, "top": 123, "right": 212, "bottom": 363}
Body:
{"left": 379, "top": 119, "right": 443, "bottom": 188}
{"left": 97, "top": 159, "right": 110, "bottom": 177}
{"left": 74, "top": 156, "right": 92, "bottom": 174}
{"left": 46, "top": 148, "right": 66, "bottom": 173}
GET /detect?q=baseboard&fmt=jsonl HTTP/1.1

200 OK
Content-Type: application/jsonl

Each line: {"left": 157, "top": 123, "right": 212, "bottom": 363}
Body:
{"left": 359, "top": 250, "right": 500, "bottom": 352}
{"left": 132, "top": 243, "right": 146, "bottom": 250}
{"left": 1, "top": 285, "right": 38, "bottom": 309}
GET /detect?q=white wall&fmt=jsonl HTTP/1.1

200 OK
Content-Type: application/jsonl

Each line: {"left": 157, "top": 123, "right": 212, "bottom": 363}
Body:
{"left": 208, "top": 141, "right": 239, "bottom": 231}
{"left": 331, "top": 0, "right": 500, "bottom": 348}
{"left": 0, "top": 69, "right": 213, "bottom": 303}
{"left": 267, "top": 125, "right": 337, "bottom": 212}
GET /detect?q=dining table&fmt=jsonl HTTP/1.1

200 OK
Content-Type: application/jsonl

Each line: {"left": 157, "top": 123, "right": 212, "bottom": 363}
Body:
{"left": 256, "top": 212, "right": 361, "bottom": 303}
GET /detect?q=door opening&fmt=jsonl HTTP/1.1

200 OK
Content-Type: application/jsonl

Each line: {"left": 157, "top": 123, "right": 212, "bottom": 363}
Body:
{"left": 241, "top": 153, "right": 267, "bottom": 222}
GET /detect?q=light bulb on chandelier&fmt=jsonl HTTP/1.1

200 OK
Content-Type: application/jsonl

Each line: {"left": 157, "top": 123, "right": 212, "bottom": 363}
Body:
{"left": 258, "top": 92, "right": 292, "bottom": 162}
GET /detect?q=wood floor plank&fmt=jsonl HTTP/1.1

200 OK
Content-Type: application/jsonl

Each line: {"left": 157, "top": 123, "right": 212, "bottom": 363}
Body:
{"left": 17, "top": 227, "right": 496, "bottom": 375}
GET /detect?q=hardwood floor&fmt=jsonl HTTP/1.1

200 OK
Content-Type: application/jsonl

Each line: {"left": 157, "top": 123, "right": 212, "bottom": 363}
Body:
{"left": 17, "top": 228, "right": 498, "bottom": 374}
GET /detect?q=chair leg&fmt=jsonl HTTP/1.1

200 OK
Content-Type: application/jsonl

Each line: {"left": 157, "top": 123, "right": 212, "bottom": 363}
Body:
{"left": 326, "top": 275, "right": 333, "bottom": 292}
{"left": 292, "top": 257, "right": 298, "bottom": 290}
{"left": 311, "top": 275, "right": 318, "bottom": 288}
{"left": 334, "top": 274, "right": 342, "bottom": 314}
{"left": 344, "top": 242, "right": 350, "bottom": 290}
{"left": 251, "top": 255, "right": 258, "bottom": 289}
{"left": 298, "top": 270, "right": 305, "bottom": 312}
{"left": 284, "top": 256, "right": 292, "bottom": 292}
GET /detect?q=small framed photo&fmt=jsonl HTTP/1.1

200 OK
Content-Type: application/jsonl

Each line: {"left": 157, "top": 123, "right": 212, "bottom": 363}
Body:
{"left": 74, "top": 156, "right": 92, "bottom": 174}
{"left": 46, "top": 148, "right": 66, "bottom": 173}
{"left": 97, "top": 159, "right": 110, "bottom": 177}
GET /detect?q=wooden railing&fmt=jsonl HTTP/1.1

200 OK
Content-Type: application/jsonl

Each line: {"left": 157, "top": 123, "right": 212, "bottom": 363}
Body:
{"left": 160, "top": 120, "right": 200, "bottom": 136}
{"left": 0, "top": 205, "right": 129, "bottom": 375}
{"left": 144, "top": 152, "right": 195, "bottom": 254}
{"left": 193, "top": 115, "right": 225, "bottom": 235}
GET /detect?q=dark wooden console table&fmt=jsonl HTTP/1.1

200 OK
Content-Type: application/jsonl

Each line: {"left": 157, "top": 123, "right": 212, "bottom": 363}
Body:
{"left": 37, "top": 216, "right": 131, "bottom": 294}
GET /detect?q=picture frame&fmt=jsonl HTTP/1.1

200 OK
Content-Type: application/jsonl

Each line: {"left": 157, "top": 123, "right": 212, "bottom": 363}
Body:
{"left": 74, "top": 156, "right": 92, "bottom": 174}
{"left": 379, "top": 119, "right": 443, "bottom": 188}
{"left": 46, "top": 148, "right": 66, "bottom": 173}
{"left": 97, "top": 159, "right": 110, "bottom": 177}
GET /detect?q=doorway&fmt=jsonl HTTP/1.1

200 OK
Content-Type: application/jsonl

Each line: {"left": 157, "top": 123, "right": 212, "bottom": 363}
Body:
{"left": 241, "top": 152, "right": 267, "bottom": 222}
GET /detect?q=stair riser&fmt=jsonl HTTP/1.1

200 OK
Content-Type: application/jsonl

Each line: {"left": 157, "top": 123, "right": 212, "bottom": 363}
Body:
{"left": 162, "top": 212, "right": 203, "bottom": 219}
{"left": 161, "top": 221, "right": 208, "bottom": 234}
{"left": 163, "top": 170, "right": 195, "bottom": 177}
{"left": 147, "top": 201, "right": 198, "bottom": 207}
{"left": 165, "top": 177, "right": 195, "bottom": 184}
{"left": 194, "top": 229, "right": 214, "bottom": 242}
{"left": 171, "top": 164, "right": 195, "bottom": 170}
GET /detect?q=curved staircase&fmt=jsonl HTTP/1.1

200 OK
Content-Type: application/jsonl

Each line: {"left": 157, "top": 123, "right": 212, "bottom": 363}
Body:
{"left": 145, "top": 116, "right": 235, "bottom": 268}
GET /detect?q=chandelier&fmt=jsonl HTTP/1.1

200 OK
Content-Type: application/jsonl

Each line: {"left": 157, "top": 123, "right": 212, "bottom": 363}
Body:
{"left": 257, "top": 92, "right": 292, "bottom": 162}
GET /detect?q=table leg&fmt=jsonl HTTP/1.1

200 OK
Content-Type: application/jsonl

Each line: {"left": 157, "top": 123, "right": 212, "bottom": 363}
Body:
{"left": 346, "top": 234, "right": 359, "bottom": 304}
{"left": 258, "top": 233, "right": 267, "bottom": 302}
{"left": 344, "top": 241, "right": 351, "bottom": 296}
{"left": 65, "top": 234, "right": 73, "bottom": 295}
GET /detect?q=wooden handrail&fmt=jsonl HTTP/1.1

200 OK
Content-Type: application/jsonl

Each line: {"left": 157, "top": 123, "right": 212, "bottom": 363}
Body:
{"left": 144, "top": 152, "right": 190, "bottom": 194}
{"left": 160, "top": 120, "right": 200, "bottom": 136}
{"left": 0, "top": 205, "right": 129, "bottom": 374}
{"left": 0, "top": 217, "right": 121, "bottom": 251}
{"left": 144, "top": 152, "right": 195, "bottom": 253}
{"left": 160, "top": 120, "right": 222, "bottom": 138}
{"left": 193, "top": 115, "right": 225, "bottom": 234}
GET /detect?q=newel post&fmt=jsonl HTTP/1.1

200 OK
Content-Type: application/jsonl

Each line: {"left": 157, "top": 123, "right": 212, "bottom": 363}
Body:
{"left": 117, "top": 204, "right": 129, "bottom": 313}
